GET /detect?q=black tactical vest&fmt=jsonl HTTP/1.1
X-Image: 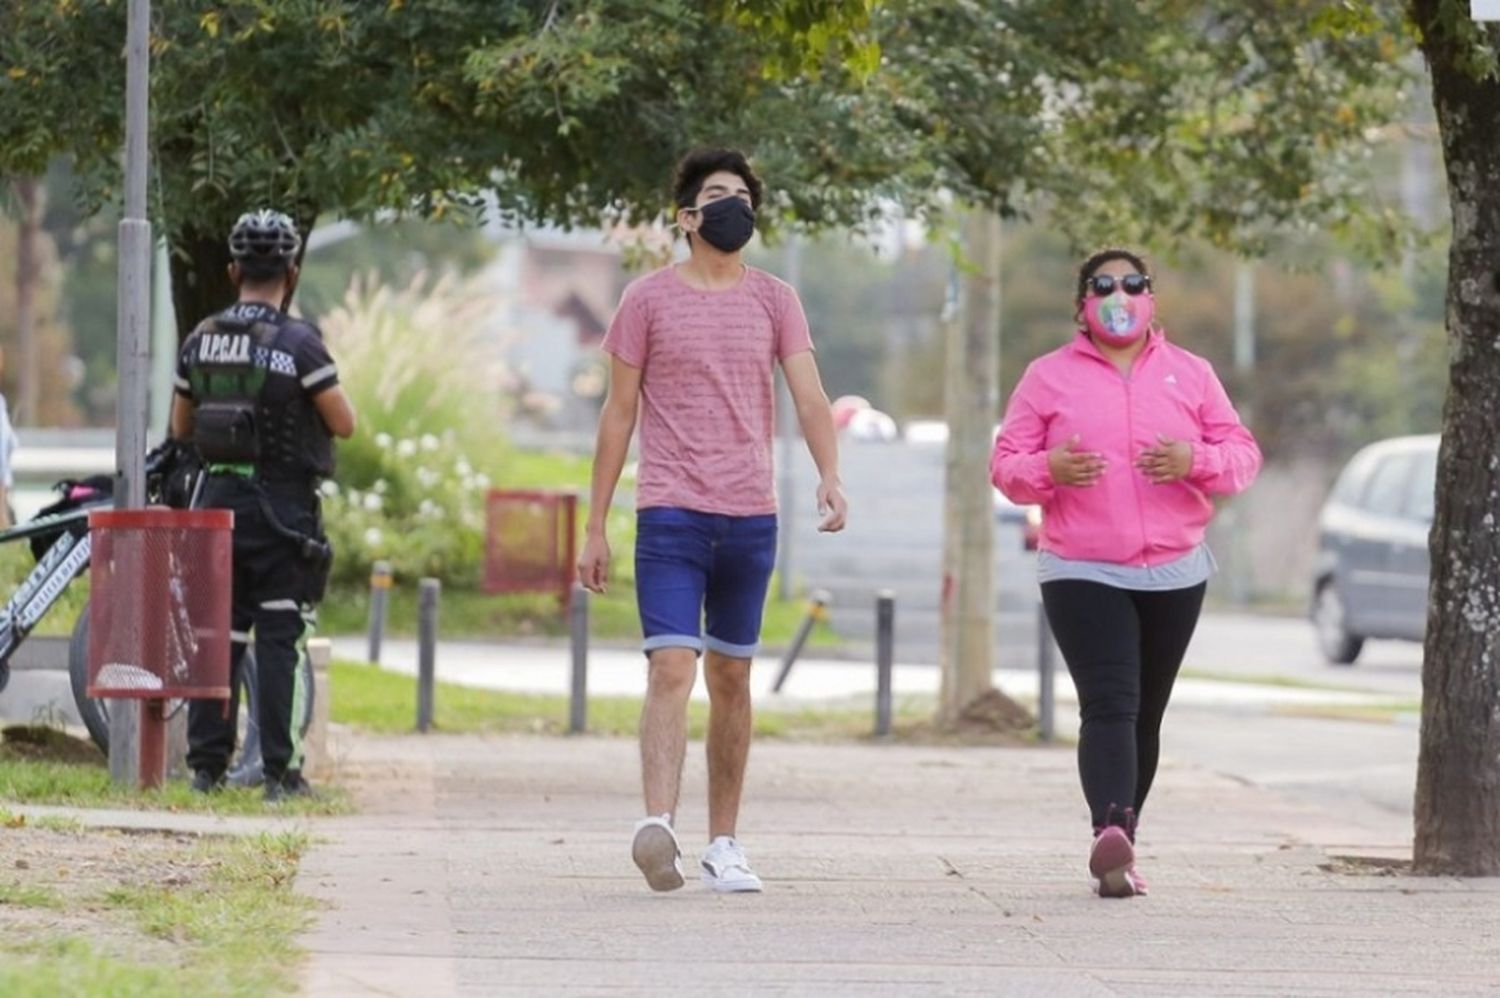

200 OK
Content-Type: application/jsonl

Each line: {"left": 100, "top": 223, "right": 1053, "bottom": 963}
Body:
{"left": 187, "top": 303, "right": 333, "bottom": 481}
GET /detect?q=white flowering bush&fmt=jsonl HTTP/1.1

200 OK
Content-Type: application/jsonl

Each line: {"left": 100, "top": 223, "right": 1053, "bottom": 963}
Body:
{"left": 319, "top": 273, "right": 518, "bottom": 588}
{"left": 320, "top": 430, "right": 495, "bottom": 588}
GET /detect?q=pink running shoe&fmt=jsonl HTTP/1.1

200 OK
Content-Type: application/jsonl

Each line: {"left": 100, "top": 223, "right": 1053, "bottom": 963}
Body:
{"left": 1089, "top": 826, "right": 1140, "bottom": 898}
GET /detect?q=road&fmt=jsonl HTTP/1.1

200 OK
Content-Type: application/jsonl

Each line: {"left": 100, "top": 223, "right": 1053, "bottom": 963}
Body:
{"left": 1181, "top": 611, "right": 1422, "bottom": 699}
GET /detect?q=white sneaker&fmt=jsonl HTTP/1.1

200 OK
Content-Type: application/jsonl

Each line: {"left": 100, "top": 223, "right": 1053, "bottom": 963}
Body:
{"left": 632, "top": 815, "right": 685, "bottom": 892}
{"left": 700, "top": 836, "right": 764, "bottom": 893}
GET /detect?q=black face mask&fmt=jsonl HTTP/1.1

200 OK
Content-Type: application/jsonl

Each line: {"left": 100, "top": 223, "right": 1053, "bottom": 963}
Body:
{"left": 691, "top": 197, "right": 756, "bottom": 253}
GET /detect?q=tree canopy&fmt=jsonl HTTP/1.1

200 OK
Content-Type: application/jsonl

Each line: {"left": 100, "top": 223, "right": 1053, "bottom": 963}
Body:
{"left": 0, "top": 0, "right": 881, "bottom": 330}
{"left": 2, "top": 1, "right": 1415, "bottom": 333}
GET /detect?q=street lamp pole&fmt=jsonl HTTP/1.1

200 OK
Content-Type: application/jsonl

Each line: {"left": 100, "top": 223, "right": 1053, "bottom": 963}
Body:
{"left": 109, "top": 0, "right": 153, "bottom": 786}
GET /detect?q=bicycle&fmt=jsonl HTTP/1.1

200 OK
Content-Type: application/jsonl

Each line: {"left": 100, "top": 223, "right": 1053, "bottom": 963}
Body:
{"left": 0, "top": 442, "right": 312, "bottom": 786}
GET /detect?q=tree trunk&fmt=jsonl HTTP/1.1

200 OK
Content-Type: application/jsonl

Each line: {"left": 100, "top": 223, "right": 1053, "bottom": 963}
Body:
{"left": 1410, "top": 2, "right": 1500, "bottom": 876}
{"left": 168, "top": 225, "right": 236, "bottom": 341}
{"left": 12, "top": 177, "right": 44, "bottom": 425}
{"left": 939, "top": 210, "right": 1001, "bottom": 725}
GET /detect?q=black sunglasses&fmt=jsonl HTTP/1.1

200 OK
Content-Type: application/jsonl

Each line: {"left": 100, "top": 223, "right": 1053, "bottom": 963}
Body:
{"left": 1088, "top": 273, "right": 1152, "bottom": 297}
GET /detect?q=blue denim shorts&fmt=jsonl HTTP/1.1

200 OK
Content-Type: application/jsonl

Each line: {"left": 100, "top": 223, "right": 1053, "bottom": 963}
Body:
{"left": 634, "top": 507, "right": 778, "bottom": 658}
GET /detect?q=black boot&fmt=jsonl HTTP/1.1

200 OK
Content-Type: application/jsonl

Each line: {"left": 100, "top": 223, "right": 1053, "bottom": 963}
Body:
{"left": 191, "top": 770, "right": 225, "bottom": 795}
{"left": 263, "top": 770, "right": 316, "bottom": 804}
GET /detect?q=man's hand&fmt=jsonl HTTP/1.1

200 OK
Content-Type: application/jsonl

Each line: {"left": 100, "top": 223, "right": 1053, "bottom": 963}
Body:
{"left": 1048, "top": 435, "right": 1107, "bottom": 487}
{"left": 577, "top": 531, "right": 611, "bottom": 593}
{"left": 816, "top": 478, "right": 848, "bottom": 532}
{"left": 1135, "top": 434, "right": 1193, "bottom": 484}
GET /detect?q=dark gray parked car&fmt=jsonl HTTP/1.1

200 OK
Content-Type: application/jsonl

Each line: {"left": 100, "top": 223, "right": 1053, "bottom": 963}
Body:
{"left": 1311, "top": 434, "right": 1438, "bottom": 665}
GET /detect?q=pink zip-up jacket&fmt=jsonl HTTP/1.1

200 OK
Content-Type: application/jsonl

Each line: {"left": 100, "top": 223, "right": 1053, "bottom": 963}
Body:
{"left": 991, "top": 329, "right": 1262, "bottom": 567}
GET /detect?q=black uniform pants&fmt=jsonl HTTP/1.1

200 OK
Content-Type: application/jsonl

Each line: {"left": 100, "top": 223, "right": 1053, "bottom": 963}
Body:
{"left": 1040, "top": 579, "right": 1207, "bottom": 830}
{"left": 187, "top": 476, "right": 323, "bottom": 784}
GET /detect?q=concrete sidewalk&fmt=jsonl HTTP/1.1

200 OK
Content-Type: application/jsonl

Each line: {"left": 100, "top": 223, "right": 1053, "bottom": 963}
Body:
{"left": 296, "top": 731, "right": 1498, "bottom": 997}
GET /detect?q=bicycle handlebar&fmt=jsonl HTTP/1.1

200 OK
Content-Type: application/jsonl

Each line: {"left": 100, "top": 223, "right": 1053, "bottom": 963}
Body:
{"left": 0, "top": 503, "right": 110, "bottom": 546}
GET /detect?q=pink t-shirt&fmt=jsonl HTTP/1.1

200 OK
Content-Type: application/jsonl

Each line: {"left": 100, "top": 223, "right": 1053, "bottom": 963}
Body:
{"left": 601, "top": 265, "right": 813, "bottom": 516}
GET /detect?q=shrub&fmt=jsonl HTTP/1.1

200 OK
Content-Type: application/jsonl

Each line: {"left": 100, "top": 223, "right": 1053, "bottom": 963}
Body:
{"left": 318, "top": 273, "right": 515, "bottom": 588}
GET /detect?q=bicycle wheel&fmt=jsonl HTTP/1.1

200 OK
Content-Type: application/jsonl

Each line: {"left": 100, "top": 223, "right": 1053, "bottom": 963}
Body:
{"left": 69, "top": 602, "right": 187, "bottom": 754}
{"left": 68, "top": 603, "right": 110, "bottom": 753}
{"left": 71, "top": 602, "right": 312, "bottom": 777}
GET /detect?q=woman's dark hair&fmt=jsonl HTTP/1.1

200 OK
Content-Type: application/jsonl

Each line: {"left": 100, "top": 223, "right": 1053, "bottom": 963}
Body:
{"left": 672, "top": 147, "right": 764, "bottom": 211}
{"left": 1074, "top": 248, "right": 1150, "bottom": 324}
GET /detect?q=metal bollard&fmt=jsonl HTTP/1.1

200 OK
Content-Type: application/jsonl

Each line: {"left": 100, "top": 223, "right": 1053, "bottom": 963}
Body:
{"left": 569, "top": 585, "right": 589, "bottom": 734}
{"left": 367, "top": 560, "right": 392, "bottom": 665}
{"left": 305, "top": 638, "right": 334, "bottom": 781}
{"left": 416, "top": 578, "right": 439, "bottom": 733}
{"left": 771, "top": 589, "right": 831, "bottom": 693}
{"left": 1037, "top": 601, "right": 1055, "bottom": 742}
{"left": 874, "top": 590, "right": 894, "bottom": 737}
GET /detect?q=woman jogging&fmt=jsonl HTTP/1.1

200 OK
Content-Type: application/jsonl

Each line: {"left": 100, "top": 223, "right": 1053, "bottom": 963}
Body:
{"left": 991, "top": 248, "right": 1261, "bottom": 898}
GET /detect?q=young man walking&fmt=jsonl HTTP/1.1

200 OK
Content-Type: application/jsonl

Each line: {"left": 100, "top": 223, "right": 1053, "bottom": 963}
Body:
{"left": 578, "top": 148, "right": 847, "bottom": 893}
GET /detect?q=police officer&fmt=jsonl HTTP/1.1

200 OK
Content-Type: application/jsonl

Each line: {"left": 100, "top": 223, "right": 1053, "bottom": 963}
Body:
{"left": 171, "top": 209, "right": 356, "bottom": 802}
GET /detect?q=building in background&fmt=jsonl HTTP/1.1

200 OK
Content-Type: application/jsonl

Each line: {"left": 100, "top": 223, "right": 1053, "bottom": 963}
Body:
{"left": 481, "top": 225, "right": 671, "bottom": 433}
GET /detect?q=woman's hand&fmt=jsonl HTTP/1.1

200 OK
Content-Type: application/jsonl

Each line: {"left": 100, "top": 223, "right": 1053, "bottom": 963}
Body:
{"left": 1136, "top": 435, "right": 1193, "bottom": 484}
{"left": 1048, "top": 435, "right": 1107, "bottom": 487}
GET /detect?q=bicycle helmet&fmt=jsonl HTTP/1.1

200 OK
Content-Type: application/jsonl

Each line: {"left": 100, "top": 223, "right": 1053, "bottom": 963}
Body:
{"left": 228, "top": 209, "right": 301, "bottom": 277}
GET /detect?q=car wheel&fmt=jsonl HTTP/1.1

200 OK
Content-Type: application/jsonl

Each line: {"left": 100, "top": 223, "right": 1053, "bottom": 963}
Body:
{"left": 1314, "top": 582, "right": 1364, "bottom": 666}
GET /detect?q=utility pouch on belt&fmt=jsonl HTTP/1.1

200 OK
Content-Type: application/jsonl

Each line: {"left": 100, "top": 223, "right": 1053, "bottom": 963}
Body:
{"left": 193, "top": 400, "right": 260, "bottom": 463}
{"left": 256, "top": 493, "right": 334, "bottom": 604}
{"left": 306, "top": 538, "right": 333, "bottom": 603}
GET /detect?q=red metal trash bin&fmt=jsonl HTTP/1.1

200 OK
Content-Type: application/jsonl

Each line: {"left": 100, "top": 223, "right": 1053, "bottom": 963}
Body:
{"left": 483, "top": 490, "right": 578, "bottom": 611}
{"left": 87, "top": 508, "right": 233, "bottom": 786}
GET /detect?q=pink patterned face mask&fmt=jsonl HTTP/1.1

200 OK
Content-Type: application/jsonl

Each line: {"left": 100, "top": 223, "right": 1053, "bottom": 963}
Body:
{"left": 1084, "top": 290, "right": 1155, "bottom": 345}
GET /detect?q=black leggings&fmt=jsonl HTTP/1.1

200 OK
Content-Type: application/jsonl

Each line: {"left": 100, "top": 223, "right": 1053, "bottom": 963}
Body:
{"left": 1040, "top": 579, "right": 1206, "bottom": 831}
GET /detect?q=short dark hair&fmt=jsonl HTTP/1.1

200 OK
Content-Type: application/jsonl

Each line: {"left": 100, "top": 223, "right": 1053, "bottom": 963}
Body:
{"left": 1075, "top": 248, "right": 1150, "bottom": 317}
{"left": 672, "top": 147, "right": 764, "bottom": 211}
{"left": 238, "top": 259, "right": 291, "bottom": 283}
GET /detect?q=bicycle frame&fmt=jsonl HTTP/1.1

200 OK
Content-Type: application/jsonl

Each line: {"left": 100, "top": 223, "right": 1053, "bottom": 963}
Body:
{"left": 0, "top": 444, "right": 199, "bottom": 695}
{"left": 0, "top": 504, "right": 107, "bottom": 692}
